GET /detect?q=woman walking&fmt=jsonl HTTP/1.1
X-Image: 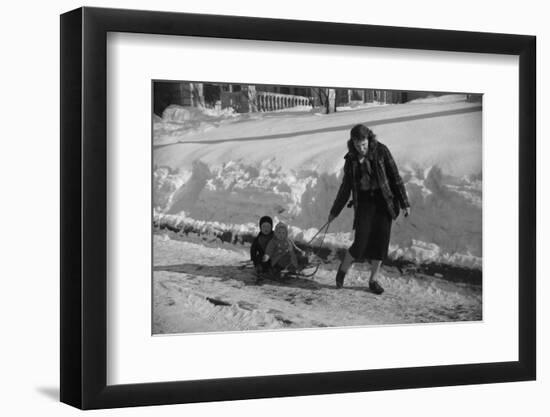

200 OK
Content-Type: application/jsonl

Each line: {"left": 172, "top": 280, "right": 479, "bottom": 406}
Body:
{"left": 328, "top": 124, "right": 410, "bottom": 294}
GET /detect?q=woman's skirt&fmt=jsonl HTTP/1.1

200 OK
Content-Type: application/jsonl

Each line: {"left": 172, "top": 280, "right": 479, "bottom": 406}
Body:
{"left": 348, "top": 189, "right": 392, "bottom": 262}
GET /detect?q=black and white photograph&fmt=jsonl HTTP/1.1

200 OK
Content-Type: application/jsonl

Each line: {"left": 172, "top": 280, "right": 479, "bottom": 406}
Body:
{"left": 152, "top": 81, "right": 483, "bottom": 334}
{"left": 2, "top": 0, "right": 544, "bottom": 414}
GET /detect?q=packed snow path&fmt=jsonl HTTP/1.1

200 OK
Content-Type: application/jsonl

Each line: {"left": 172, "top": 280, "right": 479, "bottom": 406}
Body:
{"left": 153, "top": 234, "right": 482, "bottom": 335}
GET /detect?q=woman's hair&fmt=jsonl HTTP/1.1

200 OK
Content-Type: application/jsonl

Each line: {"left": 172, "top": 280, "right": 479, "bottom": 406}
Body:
{"left": 350, "top": 124, "right": 376, "bottom": 142}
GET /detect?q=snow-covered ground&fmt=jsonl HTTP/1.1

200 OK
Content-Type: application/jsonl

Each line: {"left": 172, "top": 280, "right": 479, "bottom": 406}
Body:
{"left": 153, "top": 233, "right": 481, "bottom": 334}
{"left": 152, "top": 94, "right": 482, "bottom": 334}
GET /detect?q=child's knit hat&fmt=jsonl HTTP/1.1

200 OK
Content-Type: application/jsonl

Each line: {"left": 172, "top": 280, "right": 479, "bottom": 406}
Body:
{"left": 259, "top": 216, "right": 273, "bottom": 228}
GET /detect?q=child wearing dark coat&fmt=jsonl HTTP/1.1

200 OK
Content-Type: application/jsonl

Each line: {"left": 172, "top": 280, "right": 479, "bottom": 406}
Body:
{"left": 250, "top": 216, "right": 274, "bottom": 275}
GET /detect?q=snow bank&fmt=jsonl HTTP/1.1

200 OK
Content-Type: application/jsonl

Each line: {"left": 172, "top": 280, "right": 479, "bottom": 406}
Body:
{"left": 154, "top": 105, "right": 244, "bottom": 146}
{"left": 268, "top": 105, "right": 312, "bottom": 113}
{"left": 153, "top": 100, "right": 482, "bottom": 270}
{"left": 155, "top": 178, "right": 482, "bottom": 270}
{"left": 407, "top": 94, "right": 468, "bottom": 104}
{"left": 336, "top": 101, "right": 390, "bottom": 112}
{"left": 162, "top": 105, "right": 239, "bottom": 122}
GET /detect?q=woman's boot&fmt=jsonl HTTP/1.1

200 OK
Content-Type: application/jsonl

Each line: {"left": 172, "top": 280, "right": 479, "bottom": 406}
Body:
{"left": 335, "top": 251, "right": 354, "bottom": 289}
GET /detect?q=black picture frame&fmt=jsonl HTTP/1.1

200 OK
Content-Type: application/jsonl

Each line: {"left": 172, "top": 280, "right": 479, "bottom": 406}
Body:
{"left": 60, "top": 6, "right": 536, "bottom": 410}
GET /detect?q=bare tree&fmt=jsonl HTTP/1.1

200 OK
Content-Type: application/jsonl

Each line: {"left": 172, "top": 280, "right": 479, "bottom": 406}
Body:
{"left": 190, "top": 82, "right": 205, "bottom": 107}
{"left": 310, "top": 87, "right": 336, "bottom": 114}
{"left": 245, "top": 85, "right": 258, "bottom": 112}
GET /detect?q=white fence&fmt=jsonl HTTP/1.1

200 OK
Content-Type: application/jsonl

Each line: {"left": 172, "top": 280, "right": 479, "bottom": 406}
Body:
{"left": 256, "top": 91, "right": 312, "bottom": 111}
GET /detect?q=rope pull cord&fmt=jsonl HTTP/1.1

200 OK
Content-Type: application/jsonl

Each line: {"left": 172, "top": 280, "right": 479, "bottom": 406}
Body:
{"left": 290, "top": 221, "right": 331, "bottom": 279}
{"left": 304, "top": 221, "right": 331, "bottom": 278}
{"left": 304, "top": 220, "right": 331, "bottom": 246}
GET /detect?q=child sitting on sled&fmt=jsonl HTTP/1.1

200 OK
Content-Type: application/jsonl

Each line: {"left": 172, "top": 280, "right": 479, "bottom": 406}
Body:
{"left": 250, "top": 216, "right": 274, "bottom": 275}
{"left": 263, "top": 222, "right": 308, "bottom": 278}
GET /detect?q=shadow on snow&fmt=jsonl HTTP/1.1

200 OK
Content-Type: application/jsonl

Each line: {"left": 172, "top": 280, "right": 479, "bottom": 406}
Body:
{"left": 153, "top": 262, "right": 374, "bottom": 292}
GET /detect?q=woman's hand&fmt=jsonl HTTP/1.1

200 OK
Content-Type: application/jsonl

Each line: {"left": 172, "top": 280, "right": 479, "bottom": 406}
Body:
{"left": 402, "top": 207, "right": 411, "bottom": 218}
{"left": 262, "top": 254, "right": 269, "bottom": 262}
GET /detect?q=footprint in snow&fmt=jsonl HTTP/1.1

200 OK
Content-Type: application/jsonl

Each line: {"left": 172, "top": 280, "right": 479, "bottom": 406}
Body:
{"left": 274, "top": 315, "right": 293, "bottom": 326}
{"left": 206, "top": 297, "right": 231, "bottom": 307}
{"left": 237, "top": 301, "right": 258, "bottom": 311}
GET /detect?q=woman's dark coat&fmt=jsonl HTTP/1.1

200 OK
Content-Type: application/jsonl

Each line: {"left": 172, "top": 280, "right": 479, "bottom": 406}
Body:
{"left": 330, "top": 139, "right": 410, "bottom": 226}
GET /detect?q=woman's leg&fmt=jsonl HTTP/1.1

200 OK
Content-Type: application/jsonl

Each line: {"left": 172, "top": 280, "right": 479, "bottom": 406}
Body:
{"left": 340, "top": 250, "right": 354, "bottom": 273}
{"left": 335, "top": 250, "right": 354, "bottom": 288}
{"left": 362, "top": 193, "right": 391, "bottom": 294}
{"left": 369, "top": 260, "right": 382, "bottom": 283}
{"left": 367, "top": 259, "right": 384, "bottom": 294}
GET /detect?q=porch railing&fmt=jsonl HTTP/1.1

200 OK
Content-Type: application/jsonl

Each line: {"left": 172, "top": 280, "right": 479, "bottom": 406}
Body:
{"left": 256, "top": 91, "right": 312, "bottom": 111}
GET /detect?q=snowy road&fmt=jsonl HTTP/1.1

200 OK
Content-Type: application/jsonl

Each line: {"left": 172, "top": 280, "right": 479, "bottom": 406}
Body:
{"left": 153, "top": 234, "right": 482, "bottom": 335}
